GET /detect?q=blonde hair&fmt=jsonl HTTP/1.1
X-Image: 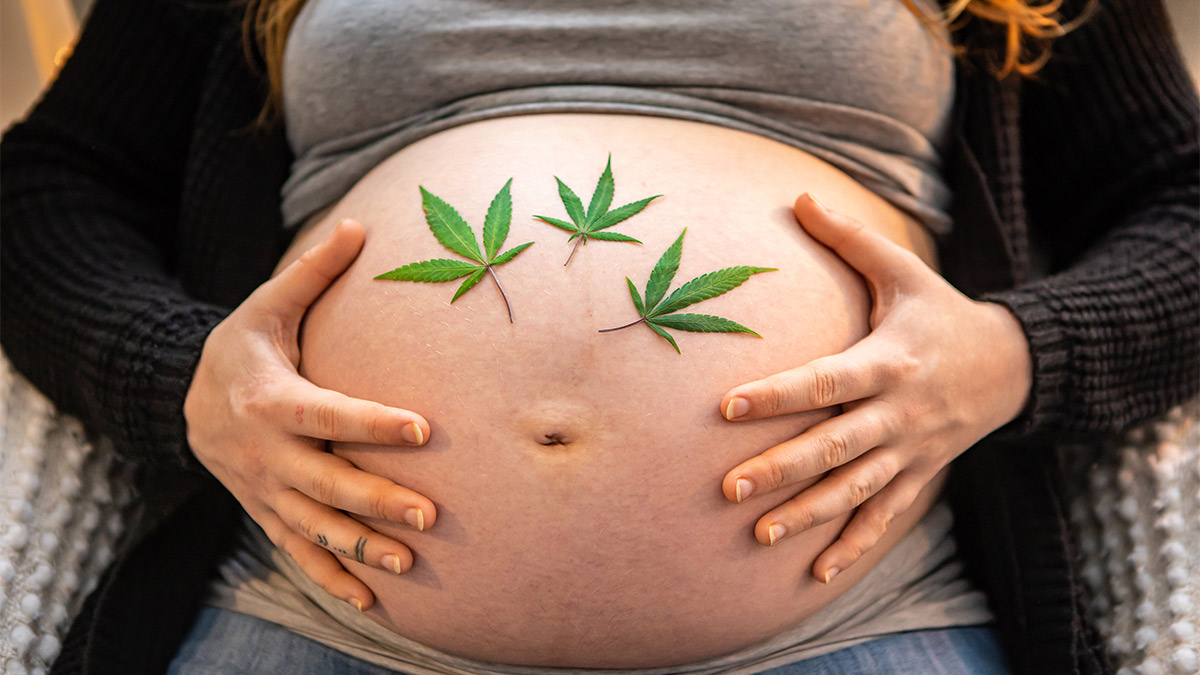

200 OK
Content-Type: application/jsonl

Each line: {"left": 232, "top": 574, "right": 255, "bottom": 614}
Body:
{"left": 244, "top": 0, "right": 1088, "bottom": 126}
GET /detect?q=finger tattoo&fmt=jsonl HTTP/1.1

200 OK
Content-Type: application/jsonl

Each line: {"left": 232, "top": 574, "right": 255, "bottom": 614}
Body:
{"left": 354, "top": 536, "right": 367, "bottom": 564}
{"left": 317, "top": 533, "right": 328, "bottom": 547}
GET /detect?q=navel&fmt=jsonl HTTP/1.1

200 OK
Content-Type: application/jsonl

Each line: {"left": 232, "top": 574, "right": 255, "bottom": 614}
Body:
{"left": 515, "top": 400, "right": 601, "bottom": 451}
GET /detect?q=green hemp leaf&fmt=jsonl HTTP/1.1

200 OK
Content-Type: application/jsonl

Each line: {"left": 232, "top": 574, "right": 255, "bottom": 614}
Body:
{"left": 533, "top": 155, "right": 661, "bottom": 266}
{"left": 375, "top": 180, "right": 533, "bottom": 323}
{"left": 599, "top": 229, "right": 775, "bottom": 353}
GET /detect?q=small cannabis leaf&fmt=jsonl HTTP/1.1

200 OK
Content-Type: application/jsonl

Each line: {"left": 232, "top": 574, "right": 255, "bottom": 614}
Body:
{"left": 533, "top": 154, "right": 661, "bottom": 266}
{"left": 375, "top": 180, "right": 533, "bottom": 323}
{"left": 599, "top": 229, "right": 775, "bottom": 353}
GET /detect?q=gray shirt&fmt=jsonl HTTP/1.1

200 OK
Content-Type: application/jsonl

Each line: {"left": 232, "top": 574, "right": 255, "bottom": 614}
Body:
{"left": 281, "top": 0, "right": 955, "bottom": 231}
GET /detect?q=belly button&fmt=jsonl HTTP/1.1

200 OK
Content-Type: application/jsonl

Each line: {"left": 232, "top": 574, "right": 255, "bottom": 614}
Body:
{"left": 537, "top": 432, "right": 572, "bottom": 447}
{"left": 517, "top": 401, "right": 597, "bottom": 449}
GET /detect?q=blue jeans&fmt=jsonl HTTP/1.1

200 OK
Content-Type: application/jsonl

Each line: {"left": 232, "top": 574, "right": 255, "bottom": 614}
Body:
{"left": 170, "top": 606, "right": 1010, "bottom": 674}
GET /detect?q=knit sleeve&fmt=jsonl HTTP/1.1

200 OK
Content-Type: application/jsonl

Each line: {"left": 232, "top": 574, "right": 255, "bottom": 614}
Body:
{"left": 983, "top": 0, "right": 1200, "bottom": 436}
{"left": 0, "top": 0, "right": 231, "bottom": 471}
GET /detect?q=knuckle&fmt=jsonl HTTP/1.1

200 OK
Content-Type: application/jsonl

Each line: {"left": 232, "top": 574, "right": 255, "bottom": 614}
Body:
{"left": 872, "top": 509, "right": 896, "bottom": 536}
{"left": 234, "top": 383, "right": 276, "bottom": 422}
{"left": 760, "top": 456, "right": 792, "bottom": 490}
{"left": 310, "top": 470, "right": 340, "bottom": 505}
{"left": 886, "top": 350, "right": 921, "bottom": 381}
{"left": 240, "top": 450, "right": 269, "bottom": 487}
{"left": 364, "top": 406, "right": 399, "bottom": 445}
{"left": 757, "top": 379, "right": 790, "bottom": 416}
{"left": 365, "top": 411, "right": 385, "bottom": 444}
{"left": 844, "top": 475, "right": 874, "bottom": 507}
{"left": 859, "top": 507, "right": 893, "bottom": 540}
{"left": 877, "top": 455, "right": 902, "bottom": 480}
{"left": 367, "top": 489, "right": 394, "bottom": 520}
{"left": 841, "top": 536, "right": 868, "bottom": 561}
{"left": 865, "top": 408, "right": 891, "bottom": 441}
{"left": 808, "top": 366, "right": 840, "bottom": 408}
{"left": 293, "top": 514, "right": 320, "bottom": 543}
{"left": 790, "top": 506, "right": 817, "bottom": 531}
{"left": 817, "top": 432, "right": 851, "bottom": 469}
{"left": 297, "top": 250, "right": 340, "bottom": 289}
{"left": 298, "top": 246, "right": 319, "bottom": 266}
{"left": 313, "top": 401, "right": 340, "bottom": 437}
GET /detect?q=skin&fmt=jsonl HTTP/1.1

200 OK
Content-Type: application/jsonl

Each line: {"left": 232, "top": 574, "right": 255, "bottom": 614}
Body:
{"left": 185, "top": 113, "right": 1031, "bottom": 664}
{"left": 272, "top": 114, "right": 963, "bottom": 665}
{"left": 184, "top": 220, "right": 435, "bottom": 610}
{"left": 720, "top": 194, "right": 1032, "bottom": 585}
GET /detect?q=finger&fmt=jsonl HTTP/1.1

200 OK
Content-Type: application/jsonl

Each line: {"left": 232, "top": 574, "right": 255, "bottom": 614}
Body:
{"left": 811, "top": 473, "right": 926, "bottom": 584}
{"left": 254, "top": 508, "right": 376, "bottom": 611}
{"left": 273, "top": 489, "right": 415, "bottom": 575}
{"left": 793, "top": 193, "right": 926, "bottom": 288}
{"left": 723, "top": 405, "right": 889, "bottom": 502}
{"left": 263, "top": 218, "right": 366, "bottom": 316}
{"left": 281, "top": 450, "right": 435, "bottom": 530}
{"left": 721, "top": 342, "right": 886, "bottom": 421}
{"left": 282, "top": 379, "right": 430, "bottom": 446}
{"left": 752, "top": 449, "right": 899, "bottom": 547}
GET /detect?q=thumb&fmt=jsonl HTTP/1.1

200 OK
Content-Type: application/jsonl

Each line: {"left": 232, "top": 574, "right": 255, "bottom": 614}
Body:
{"left": 793, "top": 193, "right": 925, "bottom": 290}
{"left": 263, "top": 218, "right": 366, "bottom": 316}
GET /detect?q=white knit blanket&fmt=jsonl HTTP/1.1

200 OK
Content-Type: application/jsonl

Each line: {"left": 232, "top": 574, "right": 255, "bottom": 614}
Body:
{"left": 0, "top": 354, "right": 136, "bottom": 675}
{"left": 0, "top": 351, "right": 1196, "bottom": 673}
{"left": 1064, "top": 399, "right": 1200, "bottom": 675}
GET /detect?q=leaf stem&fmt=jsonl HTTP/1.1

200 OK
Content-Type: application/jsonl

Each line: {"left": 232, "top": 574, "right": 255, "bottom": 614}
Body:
{"left": 564, "top": 236, "right": 585, "bottom": 266}
{"left": 486, "top": 265, "right": 514, "bottom": 323}
{"left": 598, "top": 316, "right": 647, "bottom": 333}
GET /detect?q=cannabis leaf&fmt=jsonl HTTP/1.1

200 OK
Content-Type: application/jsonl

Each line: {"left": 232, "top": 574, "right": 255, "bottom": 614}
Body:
{"left": 375, "top": 180, "right": 533, "bottom": 323}
{"left": 533, "top": 154, "right": 661, "bottom": 266}
{"left": 599, "top": 229, "right": 775, "bottom": 353}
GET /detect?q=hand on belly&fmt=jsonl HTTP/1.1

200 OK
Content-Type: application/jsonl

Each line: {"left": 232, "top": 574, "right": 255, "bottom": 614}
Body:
{"left": 285, "top": 114, "right": 947, "bottom": 667}
{"left": 719, "top": 193, "right": 1030, "bottom": 589}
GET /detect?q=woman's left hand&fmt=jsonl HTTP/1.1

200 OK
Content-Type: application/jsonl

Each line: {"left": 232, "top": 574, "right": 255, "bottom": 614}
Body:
{"left": 720, "top": 193, "right": 1033, "bottom": 583}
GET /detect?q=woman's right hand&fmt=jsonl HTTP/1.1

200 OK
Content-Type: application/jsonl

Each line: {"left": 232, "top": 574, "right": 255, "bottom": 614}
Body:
{"left": 184, "top": 219, "right": 435, "bottom": 612}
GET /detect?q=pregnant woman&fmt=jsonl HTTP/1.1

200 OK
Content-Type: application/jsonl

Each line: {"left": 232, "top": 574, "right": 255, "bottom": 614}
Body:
{"left": 1, "top": 0, "right": 1195, "bottom": 672}
{"left": 185, "top": 0, "right": 1011, "bottom": 668}
{"left": 236, "top": 117, "right": 986, "bottom": 667}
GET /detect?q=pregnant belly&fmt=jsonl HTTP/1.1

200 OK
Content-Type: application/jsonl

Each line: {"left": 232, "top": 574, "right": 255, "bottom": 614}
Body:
{"left": 284, "top": 114, "right": 944, "bottom": 667}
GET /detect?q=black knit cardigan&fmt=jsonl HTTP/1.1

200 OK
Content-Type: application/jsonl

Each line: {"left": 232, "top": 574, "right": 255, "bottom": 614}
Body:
{"left": 2, "top": 0, "right": 1196, "bottom": 673}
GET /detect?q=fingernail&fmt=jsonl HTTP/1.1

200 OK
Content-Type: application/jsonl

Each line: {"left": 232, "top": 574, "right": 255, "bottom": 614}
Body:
{"left": 383, "top": 554, "right": 405, "bottom": 575}
{"left": 349, "top": 597, "right": 364, "bottom": 612}
{"left": 807, "top": 193, "right": 825, "bottom": 209}
{"left": 405, "top": 507, "right": 425, "bottom": 531}
{"left": 724, "top": 397, "right": 750, "bottom": 420}
{"left": 401, "top": 422, "right": 424, "bottom": 445}
{"left": 823, "top": 567, "right": 841, "bottom": 584}
{"left": 735, "top": 477, "right": 755, "bottom": 503}
{"left": 767, "top": 523, "right": 787, "bottom": 546}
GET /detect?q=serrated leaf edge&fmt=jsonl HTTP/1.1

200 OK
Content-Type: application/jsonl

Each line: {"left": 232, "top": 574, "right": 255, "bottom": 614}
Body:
{"left": 482, "top": 178, "right": 513, "bottom": 261}
{"left": 420, "top": 187, "right": 484, "bottom": 263}
{"left": 651, "top": 266, "right": 777, "bottom": 317}
{"left": 644, "top": 228, "right": 686, "bottom": 311}
{"left": 451, "top": 268, "right": 487, "bottom": 302}
{"left": 650, "top": 312, "right": 763, "bottom": 337}
{"left": 645, "top": 321, "right": 681, "bottom": 353}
